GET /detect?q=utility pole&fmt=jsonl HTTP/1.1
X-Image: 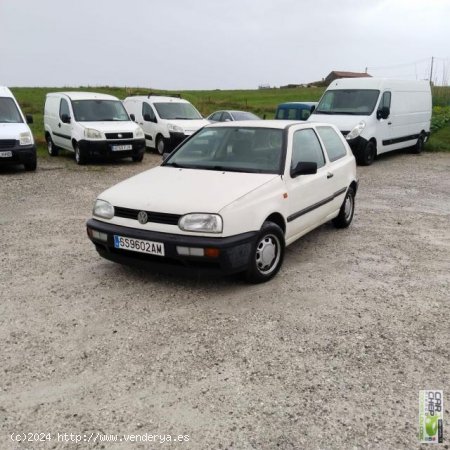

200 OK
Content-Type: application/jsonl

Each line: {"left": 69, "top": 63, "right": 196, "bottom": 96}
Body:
{"left": 429, "top": 56, "right": 434, "bottom": 85}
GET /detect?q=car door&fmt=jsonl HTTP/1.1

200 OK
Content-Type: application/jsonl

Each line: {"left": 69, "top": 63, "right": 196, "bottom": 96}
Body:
{"left": 284, "top": 126, "right": 336, "bottom": 241}
{"left": 54, "top": 97, "right": 72, "bottom": 150}
{"left": 141, "top": 101, "right": 157, "bottom": 148}
{"left": 376, "top": 90, "right": 394, "bottom": 154}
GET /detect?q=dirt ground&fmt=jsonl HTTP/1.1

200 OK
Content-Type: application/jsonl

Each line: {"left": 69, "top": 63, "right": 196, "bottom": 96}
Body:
{"left": 1, "top": 150, "right": 449, "bottom": 450}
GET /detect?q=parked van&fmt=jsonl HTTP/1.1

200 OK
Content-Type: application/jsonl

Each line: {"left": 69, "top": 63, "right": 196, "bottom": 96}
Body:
{"left": 44, "top": 92, "right": 145, "bottom": 165}
{"left": 0, "top": 86, "right": 36, "bottom": 171}
{"left": 308, "top": 78, "right": 432, "bottom": 165}
{"left": 123, "top": 94, "right": 209, "bottom": 154}
{"left": 275, "top": 102, "right": 318, "bottom": 121}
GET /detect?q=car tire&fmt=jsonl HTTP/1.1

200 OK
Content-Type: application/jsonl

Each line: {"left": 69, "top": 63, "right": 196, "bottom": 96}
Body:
{"left": 411, "top": 133, "right": 425, "bottom": 154}
{"left": 332, "top": 187, "right": 355, "bottom": 229}
{"left": 46, "top": 135, "right": 59, "bottom": 156}
{"left": 156, "top": 135, "right": 165, "bottom": 155}
{"left": 132, "top": 152, "right": 144, "bottom": 162}
{"left": 74, "top": 143, "right": 87, "bottom": 165}
{"left": 24, "top": 157, "right": 37, "bottom": 171}
{"left": 357, "top": 141, "right": 376, "bottom": 166}
{"left": 245, "top": 222, "right": 285, "bottom": 283}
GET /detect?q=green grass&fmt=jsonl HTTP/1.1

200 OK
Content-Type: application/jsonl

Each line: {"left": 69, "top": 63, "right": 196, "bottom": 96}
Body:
{"left": 10, "top": 85, "right": 450, "bottom": 156}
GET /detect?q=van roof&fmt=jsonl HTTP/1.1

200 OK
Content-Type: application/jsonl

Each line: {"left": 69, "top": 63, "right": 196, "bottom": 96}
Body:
{"left": 327, "top": 77, "right": 431, "bottom": 91}
{"left": 125, "top": 95, "right": 189, "bottom": 104}
{"left": 47, "top": 92, "right": 120, "bottom": 101}
{"left": 0, "top": 86, "right": 14, "bottom": 97}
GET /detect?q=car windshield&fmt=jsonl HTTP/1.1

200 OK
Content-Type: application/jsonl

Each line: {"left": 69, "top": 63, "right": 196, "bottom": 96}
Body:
{"left": 315, "top": 89, "right": 380, "bottom": 115}
{"left": 231, "top": 111, "right": 260, "bottom": 120}
{"left": 0, "top": 97, "right": 23, "bottom": 123}
{"left": 164, "top": 127, "right": 284, "bottom": 174}
{"left": 154, "top": 102, "right": 202, "bottom": 120}
{"left": 72, "top": 100, "right": 130, "bottom": 122}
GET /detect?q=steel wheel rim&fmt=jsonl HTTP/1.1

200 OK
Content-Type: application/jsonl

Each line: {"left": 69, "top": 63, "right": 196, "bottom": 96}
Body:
{"left": 344, "top": 194, "right": 354, "bottom": 221}
{"left": 47, "top": 140, "right": 52, "bottom": 155}
{"left": 255, "top": 233, "right": 281, "bottom": 275}
{"left": 75, "top": 147, "right": 80, "bottom": 163}
{"left": 157, "top": 139, "right": 164, "bottom": 154}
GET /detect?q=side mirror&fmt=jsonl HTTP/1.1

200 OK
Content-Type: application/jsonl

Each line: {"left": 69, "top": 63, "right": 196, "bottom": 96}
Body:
{"left": 61, "top": 113, "right": 71, "bottom": 124}
{"left": 291, "top": 161, "right": 317, "bottom": 178}
{"left": 130, "top": 113, "right": 136, "bottom": 121}
{"left": 377, "top": 106, "right": 390, "bottom": 120}
{"left": 310, "top": 105, "right": 316, "bottom": 113}
{"left": 26, "top": 114, "right": 33, "bottom": 124}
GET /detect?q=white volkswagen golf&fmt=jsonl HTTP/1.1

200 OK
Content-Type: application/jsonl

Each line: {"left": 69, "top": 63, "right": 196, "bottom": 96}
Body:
{"left": 87, "top": 121, "right": 358, "bottom": 283}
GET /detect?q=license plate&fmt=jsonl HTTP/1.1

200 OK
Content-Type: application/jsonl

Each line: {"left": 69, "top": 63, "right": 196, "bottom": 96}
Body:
{"left": 114, "top": 235, "right": 165, "bottom": 256}
{"left": 111, "top": 144, "right": 132, "bottom": 151}
{"left": 0, "top": 151, "right": 12, "bottom": 158}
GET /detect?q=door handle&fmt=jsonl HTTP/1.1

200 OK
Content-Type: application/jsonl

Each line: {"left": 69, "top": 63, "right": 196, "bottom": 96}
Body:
{"left": 388, "top": 122, "right": 392, "bottom": 125}
{"left": 58, "top": 123, "right": 61, "bottom": 128}
{"left": 327, "top": 172, "right": 334, "bottom": 179}
{"left": 139, "top": 122, "right": 143, "bottom": 125}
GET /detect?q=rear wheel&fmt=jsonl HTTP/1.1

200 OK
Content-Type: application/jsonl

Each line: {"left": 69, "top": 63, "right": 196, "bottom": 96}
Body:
{"left": 333, "top": 187, "right": 355, "bottom": 228}
{"left": 74, "top": 143, "right": 87, "bottom": 165}
{"left": 46, "top": 135, "right": 59, "bottom": 156}
{"left": 357, "top": 141, "right": 376, "bottom": 166}
{"left": 245, "top": 222, "right": 285, "bottom": 283}
{"left": 411, "top": 133, "right": 425, "bottom": 154}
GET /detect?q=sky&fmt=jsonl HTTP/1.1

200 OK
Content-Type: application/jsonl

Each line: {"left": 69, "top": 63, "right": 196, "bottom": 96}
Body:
{"left": 0, "top": 0, "right": 449, "bottom": 89}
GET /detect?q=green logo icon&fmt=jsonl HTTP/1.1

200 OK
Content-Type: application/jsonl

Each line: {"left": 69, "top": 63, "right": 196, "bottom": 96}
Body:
{"left": 425, "top": 415, "right": 439, "bottom": 437}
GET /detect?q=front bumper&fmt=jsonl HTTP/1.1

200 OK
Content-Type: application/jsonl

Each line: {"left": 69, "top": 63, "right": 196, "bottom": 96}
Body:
{"left": 0, "top": 142, "right": 36, "bottom": 166}
{"left": 86, "top": 218, "right": 258, "bottom": 275}
{"left": 78, "top": 138, "right": 145, "bottom": 159}
{"left": 166, "top": 132, "right": 187, "bottom": 152}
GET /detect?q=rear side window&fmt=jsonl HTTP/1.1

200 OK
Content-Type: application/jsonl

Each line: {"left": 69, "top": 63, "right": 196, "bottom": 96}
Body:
{"left": 316, "top": 126, "right": 348, "bottom": 162}
{"left": 59, "top": 98, "right": 70, "bottom": 120}
{"left": 291, "top": 128, "right": 325, "bottom": 170}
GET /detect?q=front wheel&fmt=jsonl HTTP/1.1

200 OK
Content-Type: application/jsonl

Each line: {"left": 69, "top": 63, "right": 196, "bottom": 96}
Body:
{"left": 332, "top": 187, "right": 355, "bottom": 229}
{"left": 156, "top": 135, "right": 165, "bottom": 155}
{"left": 74, "top": 143, "right": 87, "bottom": 165}
{"left": 24, "top": 157, "right": 37, "bottom": 171}
{"left": 132, "top": 152, "right": 144, "bottom": 162}
{"left": 356, "top": 141, "right": 376, "bottom": 166}
{"left": 245, "top": 222, "right": 285, "bottom": 283}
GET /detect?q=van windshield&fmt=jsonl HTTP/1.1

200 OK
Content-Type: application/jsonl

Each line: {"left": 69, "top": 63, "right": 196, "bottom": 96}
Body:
{"left": 154, "top": 102, "right": 202, "bottom": 120}
{"left": 0, "top": 97, "right": 23, "bottom": 123}
{"left": 71, "top": 100, "right": 130, "bottom": 122}
{"left": 315, "top": 89, "right": 380, "bottom": 116}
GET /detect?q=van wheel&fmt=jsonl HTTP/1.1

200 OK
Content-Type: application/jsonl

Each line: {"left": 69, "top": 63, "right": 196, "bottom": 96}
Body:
{"left": 46, "top": 135, "right": 59, "bottom": 156}
{"left": 24, "top": 157, "right": 37, "bottom": 172}
{"left": 132, "top": 152, "right": 144, "bottom": 162}
{"left": 74, "top": 144, "right": 87, "bottom": 165}
{"left": 357, "top": 141, "right": 376, "bottom": 166}
{"left": 333, "top": 187, "right": 355, "bottom": 228}
{"left": 156, "top": 135, "right": 165, "bottom": 155}
{"left": 245, "top": 222, "right": 285, "bottom": 283}
{"left": 411, "top": 134, "right": 425, "bottom": 154}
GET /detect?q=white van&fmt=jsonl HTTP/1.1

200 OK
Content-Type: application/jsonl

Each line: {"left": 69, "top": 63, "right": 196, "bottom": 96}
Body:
{"left": 44, "top": 92, "right": 146, "bottom": 165}
{"left": 0, "top": 86, "right": 36, "bottom": 171}
{"left": 123, "top": 94, "right": 209, "bottom": 154}
{"left": 308, "top": 78, "right": 432, "bottom": 165}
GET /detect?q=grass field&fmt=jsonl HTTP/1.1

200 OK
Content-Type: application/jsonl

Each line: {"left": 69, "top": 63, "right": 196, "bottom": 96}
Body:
{"left": 10, "top": 85, "right": 450, "bottom": 155}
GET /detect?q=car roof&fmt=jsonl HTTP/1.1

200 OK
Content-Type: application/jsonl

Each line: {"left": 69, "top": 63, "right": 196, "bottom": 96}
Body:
{"left": 48, "top": 92, "right": 119, "bottom": 101}
{"left": 204, "top": 120, "right": 330, "bottom": 130}
{"left": 278, "top": 102, "right": 318, "bottom": 107}
{"left": 0, "top": 86, "right": 14, "bottom": 97}
{"left": 125, "top": 95, "right": 189, "bottom": 104}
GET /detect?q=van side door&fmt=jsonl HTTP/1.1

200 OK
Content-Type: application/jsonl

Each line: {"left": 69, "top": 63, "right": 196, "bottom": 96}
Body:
{"left": 141, "top": 101, "right": 157, "bottom": 149}
{"left": 54, "top": 97, "right": 73, "bottom": 151}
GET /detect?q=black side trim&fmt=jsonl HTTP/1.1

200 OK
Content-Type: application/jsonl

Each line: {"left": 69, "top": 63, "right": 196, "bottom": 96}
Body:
{"left": 382, "top": 134, "right": 419, "bottom": 146}
{"left": 287, "top": 187, "right": 347, "bottom": 223}
{"left": 53, "top": 132, "right": 71, "bottom": 140}
{"left": 144, "top": 134, "right": 153, "bottom": 141}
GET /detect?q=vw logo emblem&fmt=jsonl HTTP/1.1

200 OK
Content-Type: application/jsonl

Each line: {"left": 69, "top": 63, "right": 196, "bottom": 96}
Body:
{"left": 118, "top": 133, "right": 122, "bottom": 138}
{"left": 137, "top": 211, "right": 148, "bottom": 224}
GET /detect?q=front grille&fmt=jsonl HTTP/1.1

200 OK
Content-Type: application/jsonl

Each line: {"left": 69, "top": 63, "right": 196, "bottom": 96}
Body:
{"left": 114, "top": 206, "right": 181, "bottom": 225}
{"left": 105, "top": 132, "right": 133, "bottom": 139}
{"left": 0, "top": 139, "right": 16, "bottom": 149}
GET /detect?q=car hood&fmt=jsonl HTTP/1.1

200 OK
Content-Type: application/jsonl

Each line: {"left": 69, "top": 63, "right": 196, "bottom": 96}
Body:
{"left": 78, "top": 121, "right": 139, "bottom": 133}
{"left": 0, "top": 122, "right": 31, "bottom": 139}
{"left": 100, "top": 166, "right": 279, "bottom": 214}
{"left": 308, "top": 113, "right": 368, "bottom": 131}
{"left": 162, "top": 119, "right": 209, "bottom": 134}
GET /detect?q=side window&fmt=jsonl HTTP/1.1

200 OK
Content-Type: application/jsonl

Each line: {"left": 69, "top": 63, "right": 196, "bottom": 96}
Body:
{"left": 59, "top": 98, "right": 70, "bottom": 119}
{"left": 142, "top": 102, "right": 155, "bottom": 121}
{"left": 210, "top": 112, "right": 222, "bottom": 121}
{"left": 316, "top": 126, "right": 348, "bottom": 162}
{"left": 379, "top": 91, "right": 391, "bottom": 109}
{"left": 291, "top": 129, "right": 325, "bottom": 170}
{"left": 222, "top": 112, "right": 232, "bottom": 121}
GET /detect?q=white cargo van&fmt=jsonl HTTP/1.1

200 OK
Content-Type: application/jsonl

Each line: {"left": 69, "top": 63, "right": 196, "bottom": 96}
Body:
{"left": 309, "top": 78, "right": 432, "bottom": 165}
{"left": 123, "top": 94, "right": 209, "bottom": 154}
{"left": 0, "top": 86, "right": 36, "bottom": 171}
{"left": 44, "top": 92, "right": 146, "bottom": 165}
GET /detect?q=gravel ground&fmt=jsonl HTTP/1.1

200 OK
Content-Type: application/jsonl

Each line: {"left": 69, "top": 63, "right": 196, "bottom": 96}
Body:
{"left": 1, "top": 150, "right": 449, "bottom": 450}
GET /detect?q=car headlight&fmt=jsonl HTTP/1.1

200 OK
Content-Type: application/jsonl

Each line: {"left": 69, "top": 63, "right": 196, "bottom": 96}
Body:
{"left": 93, "top": 199, "right": 114, "bottom": 219}
{"left": 179, "top": 214, "right": 223, "bottom": 233}
{"left": 19, "top": 131, "right": 33, "bottom": 146}
{"left": 346, "top": 121, "right": 366, "bottom": 140}
{"left": 168, "top": 123, "right": 184, "bottom": 133}
{"left": 134, "top": 127, "right": 144, "bottom": 138}
{"left": 85, "top": 128, "right": 103, "bottom": 140}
